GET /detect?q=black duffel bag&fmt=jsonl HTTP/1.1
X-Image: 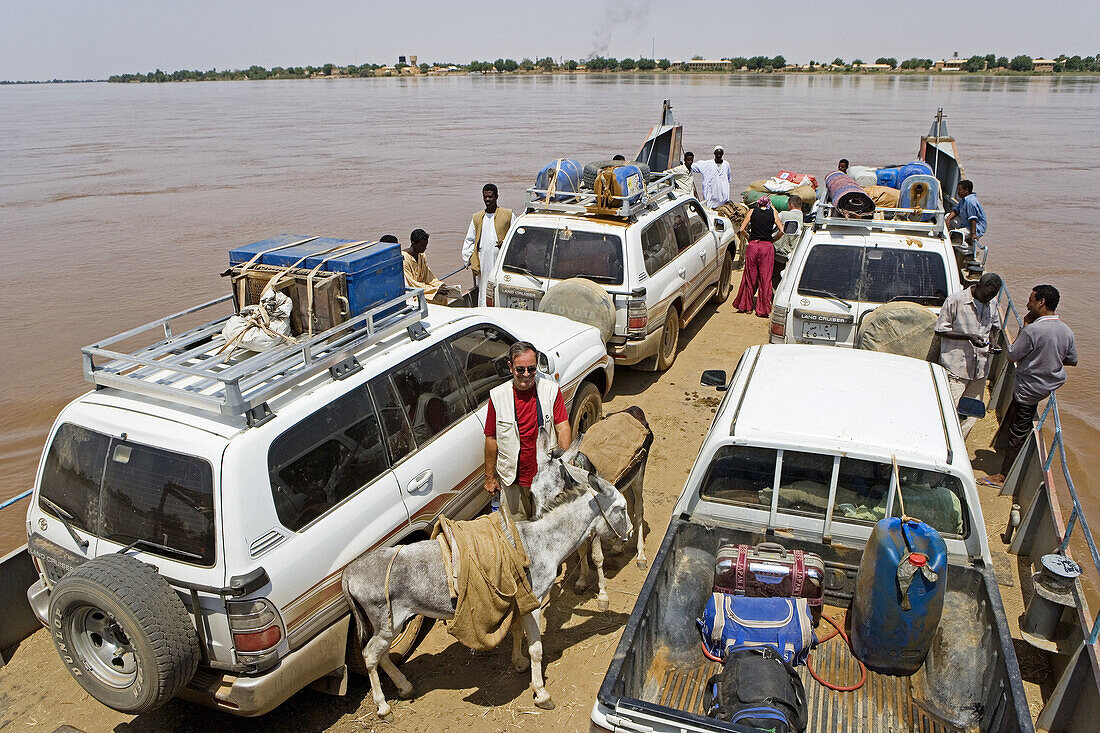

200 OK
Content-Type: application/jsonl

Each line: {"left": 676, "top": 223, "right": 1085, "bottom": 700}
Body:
{"left": 704, "top": 646, "right": 807, "bottom": 732}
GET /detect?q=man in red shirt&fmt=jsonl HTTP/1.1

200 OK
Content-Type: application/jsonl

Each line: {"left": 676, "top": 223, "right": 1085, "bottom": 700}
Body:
{"left": 484, "top": 342, "right": 571, "bottom": 522}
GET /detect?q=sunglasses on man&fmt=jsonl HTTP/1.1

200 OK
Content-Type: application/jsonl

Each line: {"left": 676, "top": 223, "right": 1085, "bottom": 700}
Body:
{"left": 512, "top": 365, "right": 538, "bottom": 374}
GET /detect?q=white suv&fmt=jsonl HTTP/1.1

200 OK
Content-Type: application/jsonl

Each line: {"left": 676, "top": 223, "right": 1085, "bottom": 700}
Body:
{"left": 769, "top": 201, "right": 964, "bottom": 347}
{"left": 485, "top": 175, "right": 737, "bottom": 370}
{"left": 24, "top": 291, "right": 612, "bottom": 716}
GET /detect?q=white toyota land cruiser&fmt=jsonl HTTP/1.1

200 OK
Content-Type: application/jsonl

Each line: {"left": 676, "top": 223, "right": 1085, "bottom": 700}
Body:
{"left": 770, "top": 195, "right": 965, "bottom": 348}
{"left": 485, "top": 172, "right": 737, "bottom": 371}
{"left": 24, "top": 290, "right": 612, "bottom": 716}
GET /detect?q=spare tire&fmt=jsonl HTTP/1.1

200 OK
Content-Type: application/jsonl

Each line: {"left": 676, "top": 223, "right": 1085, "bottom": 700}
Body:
{"left": 582, "top": 160, "right": 652, "bottom": 190}
{"left": 48, "top": 553, "right": 201, "bottom": 714}
{"left": 856, "top": 302, "right": 941, "bottom": 361}
{"left": 538, "top": 278, "right": 616, "bottom": 343}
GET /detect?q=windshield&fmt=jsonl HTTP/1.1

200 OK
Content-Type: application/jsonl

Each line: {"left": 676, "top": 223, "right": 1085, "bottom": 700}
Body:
{"left": 798, "top": 244, "right": 948, "bottom": 305}
{"left": 39, "top": 423, "right": 216, "bottom": 565}
{"left": 502, "top": 225, "right": 624, "bottom": 285}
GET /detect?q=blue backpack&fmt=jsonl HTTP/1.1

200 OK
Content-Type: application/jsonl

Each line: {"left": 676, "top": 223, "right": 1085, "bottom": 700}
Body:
{"left": 698, "top": 593, "right": 815, "bottom": 665}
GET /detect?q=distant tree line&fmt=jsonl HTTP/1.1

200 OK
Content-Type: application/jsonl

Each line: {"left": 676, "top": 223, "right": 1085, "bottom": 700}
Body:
{"left": 104, "top": 52, "right": 1100, "bottom": 83}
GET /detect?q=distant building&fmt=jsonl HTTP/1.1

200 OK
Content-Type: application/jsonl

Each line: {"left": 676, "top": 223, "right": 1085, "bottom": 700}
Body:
{"left": 398, "top": 56, "right": 407, "bottom": 65}
{"left": 1033, "top": 58, "right": 1055, "bottom": 72}
{"left": 685, "top": 59, "right": 732, "bottom": 71}
{"left": 859, "top": 63, "right": 893, "bottom": 71}
{"left": 409, "top": 55, "right": 418, "bottom": 66}
{"left": 934, "top": 58, "right": 966, "bottom": 71}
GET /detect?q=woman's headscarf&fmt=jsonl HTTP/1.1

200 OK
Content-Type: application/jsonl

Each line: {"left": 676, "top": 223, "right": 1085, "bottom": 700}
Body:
{"left": 757, "top": 195, "right": 772, "bottom": 210}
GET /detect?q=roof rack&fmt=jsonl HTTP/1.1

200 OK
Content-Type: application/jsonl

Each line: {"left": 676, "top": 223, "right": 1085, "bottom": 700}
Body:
{"left": 812, "top": 201, "right": 947, "bottom": 236}
{"left": 524, "top": 170, "right": 680, "bottom": 219}
{"left": 82, "top": 290, "right": 429, "bottom": 426}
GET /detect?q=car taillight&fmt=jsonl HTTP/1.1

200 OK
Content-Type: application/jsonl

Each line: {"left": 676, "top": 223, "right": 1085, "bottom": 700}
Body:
{"left": 626, "top": 298, "right": 647, "bottom": 337}
{"left": 485, "top": 281, "right": 495, "bottom": 307}
{"left": 770, "top": 305, "right": 788, "bottom": 338}
{"left": 227, "top": 598, "right": 283, "bottom": 656}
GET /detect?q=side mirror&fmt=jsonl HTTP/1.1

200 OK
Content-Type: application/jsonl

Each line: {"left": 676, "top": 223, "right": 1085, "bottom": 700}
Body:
{"left": 714, "top": 219, "right": 726, "bottom": 232}
{"left": 783, "top": 219, "right": 801, "bottom": 235}
{"left": 701, "top": 369, "right": 728, "bottom": 391}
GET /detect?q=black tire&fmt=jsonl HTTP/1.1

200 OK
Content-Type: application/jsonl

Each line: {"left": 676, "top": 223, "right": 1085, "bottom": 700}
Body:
{"left": 582, "top": 160, "right": 651, "bottom": 189}
{"left": 713, "top": 250, "right": 734, "bottom": 304}
{"left": 346, "top": 612, "right": 434, "bottom": 675}
{"left": 570, "top": 381, "right": 603, "bottom": 439}
{"left": 656, "top": 307, "right": 680, "bottom": 371}
{"left": 47, "top": 554, "right": 200, "bottom": 714}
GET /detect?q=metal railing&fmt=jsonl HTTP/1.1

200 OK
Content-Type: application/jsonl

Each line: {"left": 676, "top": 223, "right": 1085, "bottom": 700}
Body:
{"left": 1000, "top": 285, "right": 1100, "bottom": 645}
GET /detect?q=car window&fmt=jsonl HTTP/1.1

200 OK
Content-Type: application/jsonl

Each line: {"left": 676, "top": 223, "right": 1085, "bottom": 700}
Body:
{"left": 832, "top": 457, "right": 892, "bottom": 524}
{"left": 390, "top": 345, "right": 472, "bottom": 446}
{"left": 700, "top": 445, "right": 777, "bottom": 510}
{"left": 40, "top": 423, "right": 216, "bottom": 565}
{"left": 370, "top": 375, "right": 414, "bottom": 464}
{"left": 101, "top": 441, "right": 215, "bottom": 565}
{"left": 502, "top": 225, "right": 624, "bottom": 285}
{"left": 685, "top": 201, "right": 708, "bottom": 241}
{"left": 764, "top": 451, "right": 835, "bottom": 518}
{"left": 449, "top": 326, "right": 515, "bottom": 405}
{"left": 39, "top": 423, "right": 109, "bottom": 533}
{"left": 891, "top": 467, "right": 966, "bottom": 536}
{"left": 269, "top": 387, "right": 390, "bottom": 532}
{"left": 798, "top": 244, "right": 948, "bottom": 305}
{"left": 669, "top": 206, "right": 693, "bottom": 253}
{"left": 642, "top": 216, "right": 677, "bottom": 276}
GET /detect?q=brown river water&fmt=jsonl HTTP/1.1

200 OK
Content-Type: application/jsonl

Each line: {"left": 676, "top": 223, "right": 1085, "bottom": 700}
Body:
{"left": 1, "top": 73, "right": 1098, "bottom": 554}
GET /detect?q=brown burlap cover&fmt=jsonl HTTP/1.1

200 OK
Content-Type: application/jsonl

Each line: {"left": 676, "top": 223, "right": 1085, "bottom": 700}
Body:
{"left": 577, "top": 411, "right": 651, "bottom": 485}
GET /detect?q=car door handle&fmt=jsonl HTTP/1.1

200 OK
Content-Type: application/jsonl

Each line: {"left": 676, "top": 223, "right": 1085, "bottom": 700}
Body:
{"left": 698, "top": 249, "right": 707, "bottom": 260}
{"left": 407, "top": 470, "right": 433, "bottom": 495}
{"left": 677, "top": 267, "right": 686, "bottom": 278}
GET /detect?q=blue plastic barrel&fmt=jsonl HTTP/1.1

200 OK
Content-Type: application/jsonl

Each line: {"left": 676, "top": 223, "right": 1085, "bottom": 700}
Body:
{"left": 850, "top": 517, "right": 948, "bottom": 675}
{"left": 613, "top": 164, "right": 645, "bottom": 206}
{"left": 898, "top": 174, "right": 942, "bottom": 221}
{"left": 534, "top": 158, "right": 582, "bottom": 202}
{"left": 896, "top": 160, "right": 934, "bottom": 188}
{"left": 875, "top": 167, "right": 901, "bottom": 188}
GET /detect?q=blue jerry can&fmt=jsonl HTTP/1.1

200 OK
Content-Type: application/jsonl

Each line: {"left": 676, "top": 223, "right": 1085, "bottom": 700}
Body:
{"left": 850, "top": 517, "right": 947, "bottom": 675}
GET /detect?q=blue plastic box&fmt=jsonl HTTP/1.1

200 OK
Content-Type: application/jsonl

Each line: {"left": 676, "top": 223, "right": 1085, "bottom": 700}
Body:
{"left": 229, "top": 235, "right": 404, "bottom": 318}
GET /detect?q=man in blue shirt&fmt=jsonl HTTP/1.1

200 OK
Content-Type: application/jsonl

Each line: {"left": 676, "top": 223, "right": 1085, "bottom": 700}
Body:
{"left": 945, "top": 179, "right": 987, "bottom": 248}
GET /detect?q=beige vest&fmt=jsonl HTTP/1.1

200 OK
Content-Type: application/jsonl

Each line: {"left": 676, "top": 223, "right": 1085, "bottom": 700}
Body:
{"left": 469, "top": 208, "right": 513, "bottom": 276}
{"left": 489, "top": 377, "right": 559, "bottom": 486}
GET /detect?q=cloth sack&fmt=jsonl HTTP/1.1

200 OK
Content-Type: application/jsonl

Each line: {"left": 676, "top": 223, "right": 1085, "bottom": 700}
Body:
{"left": 433, "top": 514, "right": 540, "bottom": 651}
{"left": 698, "top": 594, "right": 815, "bottom": 665}
{"left": 863, "top": 184, "right": 901, "bottom": 208}
{"left": 221, "top": 289, "right": 294, "bottom": 352}
{"left": 704, "top": 646, "right": 808, "bottom": 732}
{"left": 577, "top": 410, "right": 652, "bottom": 484}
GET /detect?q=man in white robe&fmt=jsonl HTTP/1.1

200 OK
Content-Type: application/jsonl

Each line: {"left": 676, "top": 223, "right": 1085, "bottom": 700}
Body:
{"left": 691, "top": 145, "right": 733, "bottom": 209}
{"left": 461, "top": 183, "right": 514, "bottom": 307}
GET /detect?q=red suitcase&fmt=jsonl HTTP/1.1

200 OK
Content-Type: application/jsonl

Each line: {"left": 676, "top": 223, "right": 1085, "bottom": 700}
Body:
{"left": 714, "top": 542, "right": 825, "bottom": 623}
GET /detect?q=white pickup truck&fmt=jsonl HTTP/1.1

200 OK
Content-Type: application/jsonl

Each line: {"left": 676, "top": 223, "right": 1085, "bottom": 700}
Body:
{"left": 591, "top": 345, "right": 1032, "bottom": 733}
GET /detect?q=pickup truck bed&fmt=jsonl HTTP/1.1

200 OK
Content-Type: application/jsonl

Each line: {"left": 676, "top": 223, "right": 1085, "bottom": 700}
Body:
{"left": 598, "top": 518, "right": 1032, "bottom": 733}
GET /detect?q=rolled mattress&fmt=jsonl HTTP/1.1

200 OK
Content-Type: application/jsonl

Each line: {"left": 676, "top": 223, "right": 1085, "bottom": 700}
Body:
{"left": 825, "top": 171, "right": 876, "bottom": 215}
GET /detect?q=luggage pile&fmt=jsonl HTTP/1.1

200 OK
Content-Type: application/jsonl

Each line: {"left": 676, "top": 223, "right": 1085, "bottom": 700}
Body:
{"left": 222, "top": 235, "right": 404, "bottom": 353}
{"left": 742, "top": 170, "right": 818, "bottom": 213}
{"left": 844, "top": 160, "right": 938, "bottom": 212}
{"left": 696, "top": 541, "right": 824, "bottom": 731}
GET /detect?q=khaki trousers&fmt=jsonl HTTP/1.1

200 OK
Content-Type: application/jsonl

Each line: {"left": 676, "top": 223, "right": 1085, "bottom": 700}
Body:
{"left": 500, "top": 482, "right": 533, "bottom": 524}
{"left": 946, "top": 372, "right": 986, "bottom": 439}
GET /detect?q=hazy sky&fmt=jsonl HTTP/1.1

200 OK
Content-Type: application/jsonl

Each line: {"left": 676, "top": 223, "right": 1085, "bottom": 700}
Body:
{"left": 2, "top": 0, "right": 1097, "bottom": 81}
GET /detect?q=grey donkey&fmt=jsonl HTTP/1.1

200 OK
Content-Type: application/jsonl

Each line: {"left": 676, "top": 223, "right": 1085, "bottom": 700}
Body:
{"left": 341, "top": 446, "right": 632, "bottom": 721}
